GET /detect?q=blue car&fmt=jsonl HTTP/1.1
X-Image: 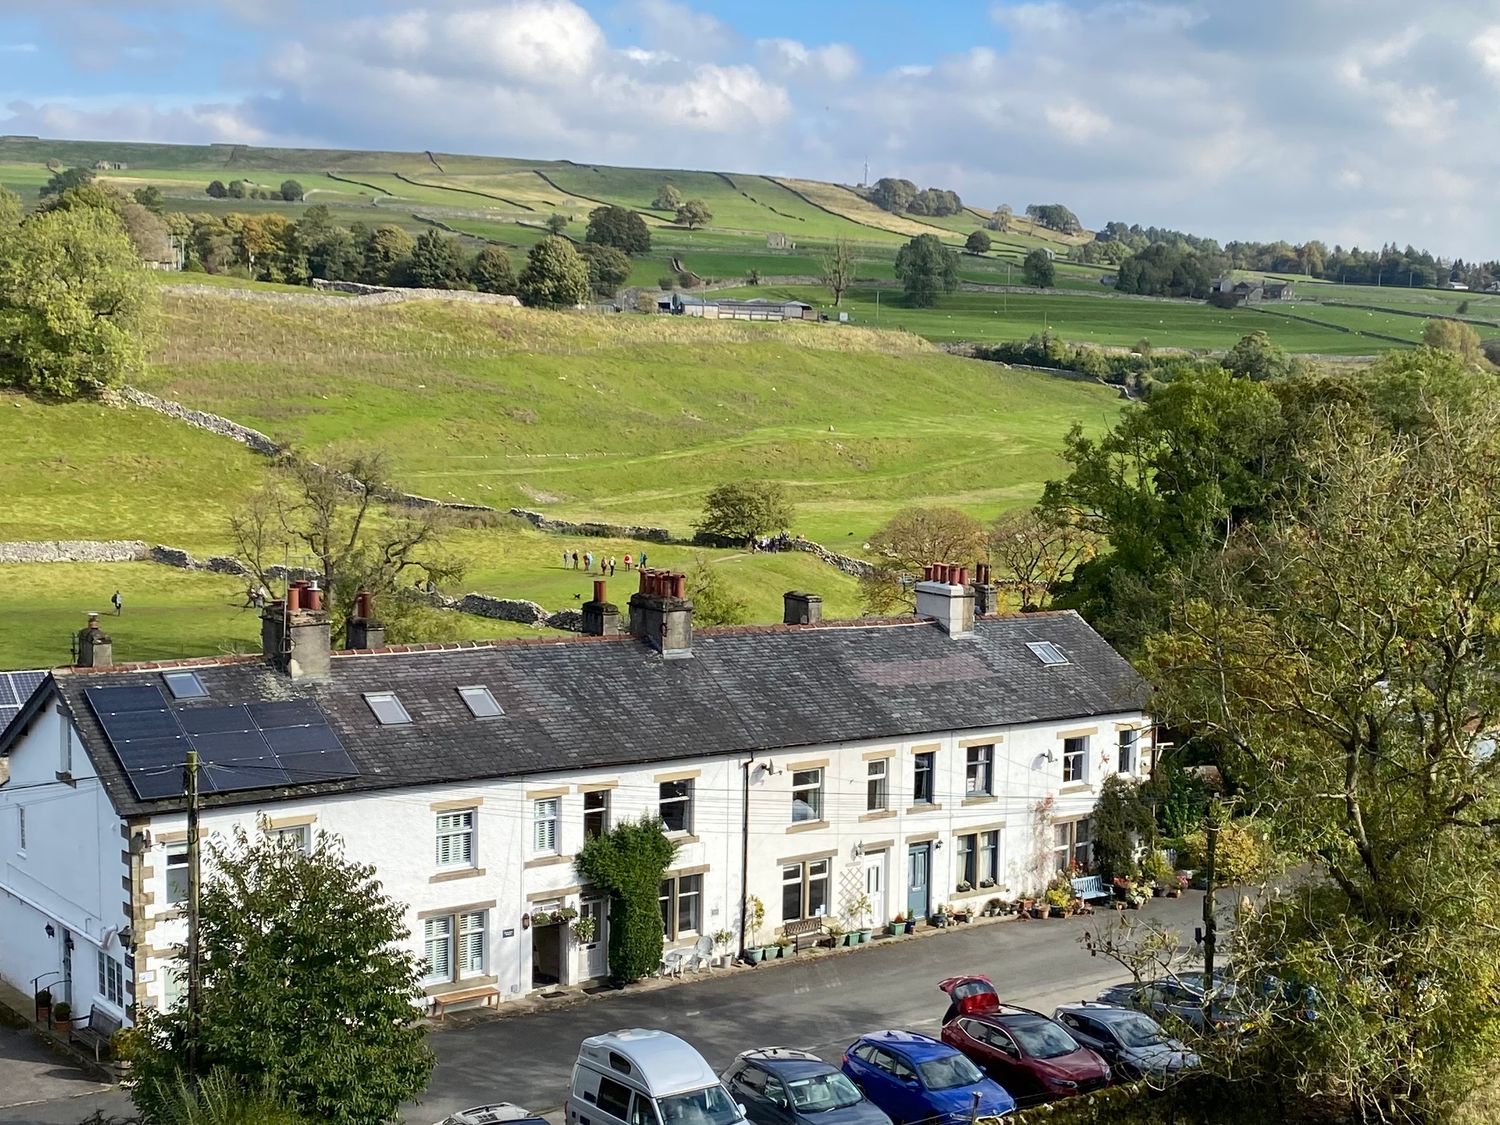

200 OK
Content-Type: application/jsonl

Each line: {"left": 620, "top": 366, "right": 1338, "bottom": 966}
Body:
{"left": 841, "top": 1031, "right": 1015, "bottom": 1123}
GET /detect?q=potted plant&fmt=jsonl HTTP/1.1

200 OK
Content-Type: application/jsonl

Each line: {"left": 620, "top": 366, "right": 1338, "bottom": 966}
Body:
{"left": 955, "top": 880, "right": 973, "bottom": 894}
{"left": 826, "top": 918, "right": 847, "bottom": 947}
{"left": 744, "top": 896, "right": 768, "bottom": 963}
{"left": 572, "top": 914, "right": 597, "bottom": 945}
{"left": 773, "top": 928, "right": 792, "bottom": 959}
{"left": 34, "top": 988, "right": 51, "bottom": 1025}
{"left": 52, "top": 1001, "right": 72, "bottom": 1033}
{"left": 1044, "top": 876, "right": 1074, "bottom": 918}
{"left": 930, "top": 903, "right": 949, "bottom": 928}
{"left": 1143, "top": 850, "right": 1174, "bottom": 896}
{"left": 903, "top": 912, "right": 918, "bottom": 934}
{"left": 846, "top": 894, "right": 874, "bottom": 944}
{"left": 889, "top": 912, "right": 906, "bottom": 936}
{"left": 952, "top": 904, "right": 973, "bottom": 924}
{"left": 556, "top": 905, "right": 580, "bottom": 923}
{"left": 530, "top": 909, "right": 553, "bottom": 927}
{"left": 1127, "top": 877, "right": 1152, "bottom": 909}
{"left": 713, "top": 928, "right": 735, "bottom": 968}
{"left": 979, "top": 877, "right": 996, "bottom": 889}
{"left": 1168, "top": 873, "right": 1189, "bottom": 898}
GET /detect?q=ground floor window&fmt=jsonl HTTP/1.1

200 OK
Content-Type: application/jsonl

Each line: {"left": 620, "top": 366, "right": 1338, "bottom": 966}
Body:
{"left": 97, "top": 949, "right": 125, "bottom": 1008}
{"left": 781, "top": 858, "right": 831, "bottom": 922}
{"left": 1053, "top": 818, "right": 1093, "bottom": 871}
{"left": 659, "top": 873, "right": 703, "bottom": 941}
{"left": 956, "top": 830, "right": 1000, "bottom": 888}
{"left": 424, "top": 909, "right": 487, "bottom": 983}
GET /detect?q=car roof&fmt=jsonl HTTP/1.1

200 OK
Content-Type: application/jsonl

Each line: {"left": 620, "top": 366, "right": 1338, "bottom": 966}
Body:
{"left": 739, "top": 1047, "right": 832, "bottom": 1078}
{"left": 579, "top": 1029, "right": 718, "bottom": 1096}
{"left": 1057, "top": 1003, "right": 1153, "bottom": 1025}
{"left": 852, "top": 1030, "right": 951, "bottom": 1061}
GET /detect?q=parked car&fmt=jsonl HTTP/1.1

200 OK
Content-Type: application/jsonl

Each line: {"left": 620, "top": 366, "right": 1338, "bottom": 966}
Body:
{"left": 434, "top": 1105, "right": 549, "bottom": 1125}
{"left": 1052, "top": 1002, "right": 1200, "bottom": 1080}
{"left": 1211, "top": 965, "right": 1320, "bottom": 1022}
{"left": 569, "top": 1029, "right": 749, "bottom": 1125}
{"left": 723, "top": 1047, "right": 892, "bottom": 1125}
{"left": 1094, "top": 979, "right": 1247, "bottom": 1035}
{"left": 937, "top": 976, "right": 1109, "bottom": 1106}
{"left": 841, "top": 1030, "right": 1016, "bottom": 1123}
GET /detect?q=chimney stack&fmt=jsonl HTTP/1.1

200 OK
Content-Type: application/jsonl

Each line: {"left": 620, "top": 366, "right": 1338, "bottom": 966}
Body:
{"left": 969, "top": 562, "right": 999, "bottom": 617}
{"left": 76, "top": 612, "right": 113, "bottom": 668}
{"left": 783, "top": 591, "right": 822, "bottom": 626}
{"left": 261, "top": 586, "right": 332, "bottom": 680}
{"left": 582, "top": 580, "right": 622, "bottom": 637}
{"left": 628, "top": 569, "right": 693, "bottom": 658}
{"left": 915, "top": 563, "right": 975, "bottom": 639}
{"left": 346, "top": 589, "right": 386, "bottom": 650}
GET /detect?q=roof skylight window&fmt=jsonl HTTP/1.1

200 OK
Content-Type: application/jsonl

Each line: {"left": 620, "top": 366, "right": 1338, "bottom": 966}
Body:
{"left": 1026, "top": 641, "right": 1071, "bottom": 667}
{"left": 363, "top": 691, "right": 412, "bottom": 725}
{"left": 161, "top": 671, "right": 209, "bottom": 700}
{"left": 457, "top": 685, "right": 504, "bottom": 719}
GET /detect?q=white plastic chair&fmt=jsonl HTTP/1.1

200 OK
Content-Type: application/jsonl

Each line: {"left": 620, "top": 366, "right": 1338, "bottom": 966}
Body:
{"left": 688, "top": 934, "right": 715, "bottom": 972}
{"left": 660, "top": 949, "right": 689, "bottom": 977}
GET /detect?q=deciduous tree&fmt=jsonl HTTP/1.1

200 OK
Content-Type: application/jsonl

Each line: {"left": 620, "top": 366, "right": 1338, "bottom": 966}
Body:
{"left": 125, "top": 825, "right": 433, "bottom": 1125}
{"left": 964, "top": 230, "right": 992, "bottom": 255}
{"left": 585, "top": 205, "right": 651, "bottom": 255}
{"left": 870, "top": 177, "right": 917, "bottom": 214}
{"left": 469, "top": 245, "right": 517, "bottom": 294}
{"left": 988, "top": 508, "right": 1100, "bottom": 611}
{"left": 38, "top": 166, "right": 93, "bottom": 199}
{"left": 675, "top": 199, "right": 711, "bottom": 229}
{"left": 988, "top": 204, "right": 1013, "bottom": 233}
{"left": 205, "top": 179, "right": 227, "bottom": 199}
{"left": 279, "top": 179, "right": 305, "bottom": 202}
{"left": 685, "top": 554, "right": 748, "bottom": 626}
{"left": 652, "top": 183, "right": 683, "bottom": 210}
{"left": 1022, "top": 248, "right": 1055, "bottom": 288}
{"left": 357, "top": 224, "right": 415, "bottom": 285}
{"left": 819, "top": 238, "right": 857, "bottom": 306}
{"left": 859, "top": 506, "right": 986, "bottom": 613}
{"left": 401, "top": 229, "right": 469, "bottom": 289}
{"left": 1422, "top": 317, "right": 1483, "bottom": 365}
{"left": 544, "top": 212, "right": 569, "bottom": 235}
{"left": 1222, "top": 329, "right": 1300, "bottom": 381}
{"left": 579, "top": 242, "right": 631, "bottom": 297}
{"left": 696, "top": 481, "right": 795, "bottom": 542}
{"left": 894, "top": 233, "right": 958, "bottom": 307}
{"left": 0, "top": 205, "right": 154, "bottom": 399}
{"left": 517, "top": 235, "right": 591, "bottom": 308}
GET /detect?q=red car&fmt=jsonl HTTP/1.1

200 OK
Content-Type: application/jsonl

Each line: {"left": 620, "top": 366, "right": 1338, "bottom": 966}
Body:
{"left": 938, "top": 976, "right": 1110, "bottom": 1107}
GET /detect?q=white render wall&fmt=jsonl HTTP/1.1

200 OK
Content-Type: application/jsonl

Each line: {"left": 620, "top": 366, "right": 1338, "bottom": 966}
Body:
{"left": 0, "top": 700, "right": 132, "bottom": 1019}
{"left": 137, "top": 751, "right": 748, "bottom": 1013}
{"left": 742, "top": 711, "right": 1152, "bottom": 939}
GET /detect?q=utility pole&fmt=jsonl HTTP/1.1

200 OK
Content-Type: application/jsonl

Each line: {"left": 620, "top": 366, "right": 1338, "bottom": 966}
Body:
{"left": 1201, "top": 816, "right": 1219, "bottom": 1024}
{"left": 185, "top": 749, "right": 202, "bottom": 1073}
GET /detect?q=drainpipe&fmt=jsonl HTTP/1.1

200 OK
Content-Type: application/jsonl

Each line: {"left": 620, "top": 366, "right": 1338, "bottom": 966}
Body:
{"left": 738, "top": 752, "right": 756, "bottom": 961}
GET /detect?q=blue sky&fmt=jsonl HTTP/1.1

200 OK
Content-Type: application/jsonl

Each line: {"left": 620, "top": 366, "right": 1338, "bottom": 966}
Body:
{"left": 3, "top": 1, "right": 1500, "bottom": 254}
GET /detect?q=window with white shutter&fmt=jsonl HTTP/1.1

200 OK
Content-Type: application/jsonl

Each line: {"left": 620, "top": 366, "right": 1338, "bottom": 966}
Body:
{"left": 458, "top": 911, "right": 485, "bottom": 975}
{"left": 434, "top": 810, "right": 476, "bottom": 868}
{"left": 533, "top": 798, "right": 560, "bottom": 854}
{"left": 424, "top": 916, "right": 453, "bottom": 981}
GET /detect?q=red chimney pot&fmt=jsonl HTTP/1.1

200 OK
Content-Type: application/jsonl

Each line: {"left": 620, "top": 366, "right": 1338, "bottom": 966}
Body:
{"left": 672, "top": 573, "right": 686, "bottom": 599}
{"left": 593, "top": 580, "right": 606, "bottom": 603}
{"left": 305, "top": 586, "right": 323, "bottom": 611}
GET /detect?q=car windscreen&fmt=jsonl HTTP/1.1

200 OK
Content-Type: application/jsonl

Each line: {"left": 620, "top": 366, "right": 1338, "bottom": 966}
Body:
{"left": 786, "top": 1071, "right": 865, "bottom": 1112}
{"left": 658, "top": 1085, "right": 741, "bottom": 1125}
{"left": 1110, "top": 1014, "right": 1171, "bottom": 1048}
{"left": 1002, "top": 1017, "right": 1078, "bottom": 1060}
{"left": 915, "top": 1053, "right": 984, "bottom": 1091}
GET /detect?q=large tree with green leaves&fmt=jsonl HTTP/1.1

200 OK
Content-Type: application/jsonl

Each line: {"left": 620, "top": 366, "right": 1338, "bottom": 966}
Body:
{"left": 894, "top": 233, "right": 959, "bottom": 307}
{"left": 1022, "top": 248, "right": 1055, "bottom": 288}
{"left": 401, "top": 229, "right": 469, "bottom": 289}
{"left": 585, "top": 205, "right": 651, "bottom": 255}
{"left": 469, "top": 245, "right": 517, "bottom": 294}
{"left": 695, "top": 481, "right": 795, "bottom": 543}
{"left": 517, "top": 235, "right": 591, "bottom": 308}
{"left": 1222, "top": 329, "right": 1301, "bottom": 381}
{"left": 579, "top": 242, "right": 631, "bottom": 297}
{"left": 1143, "top": 381, "right": 1500, "bottom": 1123}
{"left": 0, "top": 205, "right": 154, "bottom": 399}
{"left": 127, "top": 826, "right": 433, "bottom": 1125}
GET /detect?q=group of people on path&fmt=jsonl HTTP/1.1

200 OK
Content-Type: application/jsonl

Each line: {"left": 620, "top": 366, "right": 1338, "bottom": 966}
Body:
{"left": 562, "top": 549, "right": 646, "bottom": 578}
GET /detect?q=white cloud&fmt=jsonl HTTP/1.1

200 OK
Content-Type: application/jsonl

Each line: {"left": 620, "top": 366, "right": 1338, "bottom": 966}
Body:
{"left": 1473, "top": 25, "right": 1500, "bottom": 81}
{"left": 1043, "top": 101, "right": 1110, "bottom": 142}
{"left": 756, "top": 38, "right": 859, "bottom": 84}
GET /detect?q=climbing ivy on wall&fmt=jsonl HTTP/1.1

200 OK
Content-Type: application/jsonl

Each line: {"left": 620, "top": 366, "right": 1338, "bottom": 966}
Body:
{"left": 575, "top": 816, "right": 679, "bottom": 984}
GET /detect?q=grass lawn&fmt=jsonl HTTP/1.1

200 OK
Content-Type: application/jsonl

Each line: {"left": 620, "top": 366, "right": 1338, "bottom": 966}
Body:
{"left": 0, "top": 563, "right": 539, "bottom": 670}
{"left": 139, "top": 293, "right": 1125, "bottom": 543}
{"left": 713, "top": 284, "right": 1396, "bottom": 354}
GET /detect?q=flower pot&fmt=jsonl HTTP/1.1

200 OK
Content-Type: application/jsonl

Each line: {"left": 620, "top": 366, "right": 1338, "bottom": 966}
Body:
{"left": 1028, "top": 907, "right": 1046, "bottom": 920}
{"left": 843, "top": 932, "right": 858, "bottom": 947}
{"left": 1166, "top": 888, "right": 1181, "bottom": 898}
{"left": 887, "top": 923, "right": 901, "bottom": 936}
{"left": 773, "top": 944, "right": 789, "bottom": 959}
{"left": 1152, "top": 886, "right": 1165, "bottom": 897}
{"left": 931, "top": 915, "right": 948, "bottom": 928}
{"left": 1128, "top": 899, "right": 1144, "bottom": 910}
{"left": 1048, "top": 905, "right": 1066, "bottom": 918}
{"left": 745, "top": 947, "right": 765, "bottom": 964}
{"left": 903, "top": 921, "right": 917, "bottom": 934}
{"left": 858, "top": 928, "right": 873, "bottom": 943}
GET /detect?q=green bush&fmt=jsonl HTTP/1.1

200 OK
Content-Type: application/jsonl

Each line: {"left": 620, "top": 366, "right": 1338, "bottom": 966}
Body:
{"left": 1180, "top": 818, "right": 1273, "bottom": 884}
{"left": 576, "top": 816, "right": 678, "bottom": 984}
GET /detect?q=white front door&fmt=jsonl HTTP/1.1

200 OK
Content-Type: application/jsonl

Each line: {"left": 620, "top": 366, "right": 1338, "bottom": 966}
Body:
{"left": 579, "top": 898, "right": 609, "bottom": 981}
{"left": 863, "top": 852, "right": 887, "bottom": 928}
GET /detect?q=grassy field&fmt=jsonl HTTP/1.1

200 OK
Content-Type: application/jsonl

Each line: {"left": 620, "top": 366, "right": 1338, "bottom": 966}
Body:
{"left": 136, "top": 293, "right": 1124, "bottom": 542}
{"left": 0, "top": 562, "right": 539, "bottom": 669}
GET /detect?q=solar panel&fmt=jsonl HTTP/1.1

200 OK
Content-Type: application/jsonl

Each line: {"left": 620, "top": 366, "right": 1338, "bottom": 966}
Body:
{"left": 176, "top": 705, "right": 254, "bottom": 735}
{"left": 247, "top": 699, "right": 323, "bottom": 729}
{"left": 0, "top": 679, "right": 16, "bottom": 707}
{"left": 87, "top": 683, "right": 358, "bottom": 801}
{"left": 7, "top": 671, "right": 45, "bottom": 701}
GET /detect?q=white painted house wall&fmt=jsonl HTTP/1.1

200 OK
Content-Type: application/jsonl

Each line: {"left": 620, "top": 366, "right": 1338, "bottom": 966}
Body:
{"left": 0, "top": 700, "right": 132, "bottom": 1020}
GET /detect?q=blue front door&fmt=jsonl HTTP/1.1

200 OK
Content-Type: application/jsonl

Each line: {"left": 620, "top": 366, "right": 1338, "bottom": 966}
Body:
{"left": 907, "top": 843, "right": 931, "bottom": 919}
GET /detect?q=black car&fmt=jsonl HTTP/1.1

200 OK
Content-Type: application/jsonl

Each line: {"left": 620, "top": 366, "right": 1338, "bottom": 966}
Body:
{"left": 1052, "top": 1003, "right": 1200, "bottom": 1080}
{"left": 723, "top": 1048, "right": 893, "bottom": 1125}
{"left": 1095, "top": 979, "right": 1247, "bottom": 1035}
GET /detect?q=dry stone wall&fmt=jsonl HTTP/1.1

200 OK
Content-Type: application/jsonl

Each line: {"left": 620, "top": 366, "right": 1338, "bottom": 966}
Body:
{"left": 507, "top": 508, "right": 672, "bottom": 543}
{"left": 788, "top": 538, "right": 875, "bottom": 579}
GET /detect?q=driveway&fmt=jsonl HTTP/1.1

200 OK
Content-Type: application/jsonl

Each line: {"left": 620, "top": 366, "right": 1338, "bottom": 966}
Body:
{"left": 0, "top": 1025, "right": 127, "bottom": 1125}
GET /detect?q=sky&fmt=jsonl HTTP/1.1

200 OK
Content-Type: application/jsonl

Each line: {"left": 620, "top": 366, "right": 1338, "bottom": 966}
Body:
{"left": 2, "top": 0, "right": 1499, "bottom": 256}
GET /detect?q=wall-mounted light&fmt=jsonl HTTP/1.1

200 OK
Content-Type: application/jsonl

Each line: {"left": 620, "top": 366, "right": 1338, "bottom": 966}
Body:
{"left": 521, "top": 913, "right": 532, "bottom": 930}
{"left": 934, "top": 840, "right": 944, "bottom": 851}
{"left": 1043, "top": 750, "right": 1058, "bottom": 765}
{"left": 852, "top": 842, "right": 865, "bottom": 859}
{"left": 44, "top": 923, "right": 55, "bottom": 939}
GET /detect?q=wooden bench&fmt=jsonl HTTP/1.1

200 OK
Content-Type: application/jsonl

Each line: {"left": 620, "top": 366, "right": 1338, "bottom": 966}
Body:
{"left": 429, "top": 985, "right": 501, "bottom": 1021}
{"left": 69, "top": 1004, "right": 122, "bottom": 1062}
{"left": 784, "top": 918, "right": 830, "bottom": 953}
{"left": 1071, "top": 875, "right": 1110, "bottom": 902}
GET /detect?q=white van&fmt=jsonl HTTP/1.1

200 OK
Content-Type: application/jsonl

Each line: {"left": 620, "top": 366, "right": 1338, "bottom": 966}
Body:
{"left": 568, "top": 1029, "right": 748, "bottom": 1125}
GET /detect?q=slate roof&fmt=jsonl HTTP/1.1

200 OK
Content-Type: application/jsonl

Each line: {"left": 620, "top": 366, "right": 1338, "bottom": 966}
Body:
{"left": 10, "top": 612, "right": 1147, "bottom": 818}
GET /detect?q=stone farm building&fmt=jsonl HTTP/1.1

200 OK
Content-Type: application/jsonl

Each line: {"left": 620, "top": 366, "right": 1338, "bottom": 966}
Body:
{"left": 0, "top": 570, "right": 1149, "bottom": 1022}
{"left": 658, "top": 293, "right": 817, "bottom": 321}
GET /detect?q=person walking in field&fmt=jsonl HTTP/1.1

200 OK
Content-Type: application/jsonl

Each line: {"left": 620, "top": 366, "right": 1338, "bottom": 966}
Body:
{"left": 572, "top": 551, "right": 580, "bottom": 569}
{"left": 584, "top": 551, "right": 594, "bottom": 573}
{"left": 609, "top": 557, "right": 616, "bottom": 577}
{"left": 639, "top": 552, "right": 648, "bottom": 570}
{"left": 111, "top": 590, "right": 123, "bottom": 615}
{"left": 623, "top": 553, "right": 632, "bottom": 571}
{"left": 562, "top": 550, "right": 570, "bottom": 569}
